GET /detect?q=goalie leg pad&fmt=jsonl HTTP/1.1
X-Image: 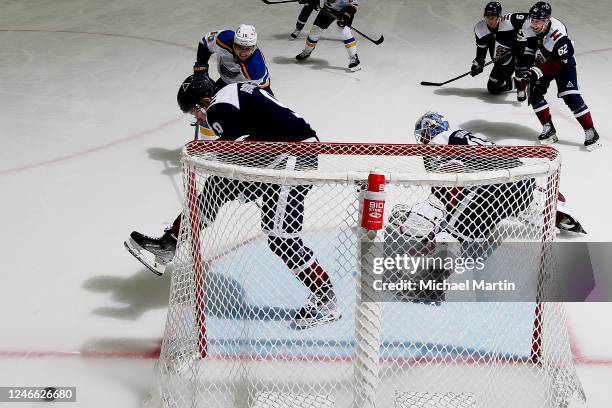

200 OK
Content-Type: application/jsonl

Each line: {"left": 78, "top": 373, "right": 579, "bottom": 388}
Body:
{"left": 388, "top": 194, "right": 446, "bottom": 239}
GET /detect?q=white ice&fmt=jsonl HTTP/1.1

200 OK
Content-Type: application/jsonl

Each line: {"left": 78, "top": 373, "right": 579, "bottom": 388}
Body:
{"left": 1, "top": 0, "right": 611, "bottom": 406}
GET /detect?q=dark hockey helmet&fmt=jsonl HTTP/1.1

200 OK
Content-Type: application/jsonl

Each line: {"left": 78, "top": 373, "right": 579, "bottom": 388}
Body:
{"left": 483, "top": 2, "right": 502, "bottom": 17}
{"left": 529, "top": 1, "right": 552, "bottom": 20}
{"left": 177, "top": 75, "right": 218, "bottom": 113}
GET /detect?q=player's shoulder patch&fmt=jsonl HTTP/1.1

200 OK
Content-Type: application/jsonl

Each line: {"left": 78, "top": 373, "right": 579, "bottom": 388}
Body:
{"left": 547, "top": 17, "right": 568, "bottom": 43}
{"left": 204, "top": 30, "right": 219, "bottom": 44}
{"left": 474, "top": 20, "right": 490, "bottom": 39}
{"left": 210, "top": 83, "right": 240, "bottom": 110}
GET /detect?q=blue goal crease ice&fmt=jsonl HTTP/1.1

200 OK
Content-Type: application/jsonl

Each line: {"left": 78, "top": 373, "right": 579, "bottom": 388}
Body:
{"left": 200, "top": 229, "right": 539, "bottom": 362}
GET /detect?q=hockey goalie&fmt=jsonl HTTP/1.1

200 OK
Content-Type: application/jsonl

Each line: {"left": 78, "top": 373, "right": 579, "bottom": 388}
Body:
{"left": 384, "top": 112, "right": 585, "bottom": 303}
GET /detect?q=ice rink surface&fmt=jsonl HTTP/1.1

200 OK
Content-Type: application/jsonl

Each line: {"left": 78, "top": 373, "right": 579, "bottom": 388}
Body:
{"left": 1, "top": 0, "right": 611, "bottom": 406}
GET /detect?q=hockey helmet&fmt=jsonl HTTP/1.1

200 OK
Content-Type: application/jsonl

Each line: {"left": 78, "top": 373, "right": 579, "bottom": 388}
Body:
{"left": 234, "top": 24, "right": 257, "bottom": 47}
{"left": 177, "top": 75, "right": 218, "bottom": 113}
{"left": 529, "top": 1, "right": 552, "bottom": 20}
{"left": 414, "top": 112, "right": 450, "bottom": 144}
{"left": 484, "top": 2, "right": 502, "bottom": 17}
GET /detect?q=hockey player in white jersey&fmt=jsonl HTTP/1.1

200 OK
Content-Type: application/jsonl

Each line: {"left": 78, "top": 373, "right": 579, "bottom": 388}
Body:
{"left": 516, "top": 2, "right": 601, "bottom": 150}
{"left": 386, "top": 112, "right": 584, "bottom": 303}
{"left": 295, "top": 0, "right": 361, "bottom": 72}
{"left": 290, "top": 0, "right": 319, "bottom": 40}
{"left": 471, "top": 2, "right": 528, "bottom": 96}
{"left": 409, "top": 112, "right": 537, "bottom": 243}
{"left": 400, "top": 112, "right": 585, "bottom": 243}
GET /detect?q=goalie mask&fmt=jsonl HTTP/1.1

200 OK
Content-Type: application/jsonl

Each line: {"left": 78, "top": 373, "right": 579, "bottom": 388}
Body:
{"left": 414, "top": 111, "right": 450, "bottom": 144}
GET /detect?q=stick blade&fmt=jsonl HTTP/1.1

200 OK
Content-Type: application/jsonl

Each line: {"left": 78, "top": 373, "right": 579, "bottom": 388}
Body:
{"left": 373, "top": 35, "right": 384, "bottom": 45}
{"left": 420, "top": 81, "right": 442, "bottom": 86}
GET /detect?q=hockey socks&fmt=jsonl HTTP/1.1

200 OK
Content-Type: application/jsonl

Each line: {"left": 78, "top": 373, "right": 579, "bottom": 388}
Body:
{"left": 297, "top": 261, "right": 332, "bottom": 294}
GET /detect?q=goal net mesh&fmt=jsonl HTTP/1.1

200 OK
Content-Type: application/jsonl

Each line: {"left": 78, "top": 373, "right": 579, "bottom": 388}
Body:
{"left": 147, "top": 141, "right": 586, "bottom": 408}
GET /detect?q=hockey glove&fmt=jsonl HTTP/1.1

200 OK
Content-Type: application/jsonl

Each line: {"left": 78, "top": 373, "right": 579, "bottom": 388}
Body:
{"left": 517, "top": 67, "right": 541, "bottom": 82}
{"left": 470, "top": 59, "right": 484, "bottom": 77}
{"left": 338, "top": 5, "right": 357, "bottom": 27}
{"left": 193, "top": 63, "right": 209, "bottom": 79}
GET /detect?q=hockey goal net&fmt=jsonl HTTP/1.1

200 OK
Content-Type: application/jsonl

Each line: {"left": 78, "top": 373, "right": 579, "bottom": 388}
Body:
{"left": 148, "top": 141, "right": 586, "bottom": 408}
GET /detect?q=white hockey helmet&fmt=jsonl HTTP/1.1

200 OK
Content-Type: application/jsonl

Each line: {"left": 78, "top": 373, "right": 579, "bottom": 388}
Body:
{"left": 234, "top": 24, "right": 257, "bottom": 47}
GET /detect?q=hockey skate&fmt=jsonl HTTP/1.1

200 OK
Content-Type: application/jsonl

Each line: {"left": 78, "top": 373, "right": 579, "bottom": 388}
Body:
{"left": 556, "top": 213, "right": 586, "bottom": 234}
{"left": 124, "top": 231, "right": 177, "bottom": 276}
{"left": 292, "top": 287, "right": 341, "bottom": 330}
{"left": 348, "top": 54, "right": 361, "bottom": 72}
{"left": 584, "top": 128, "right": 602, "bottom": 151}
{"left": 537, "top": 121, "right": 558, "bottom": 145}
{"left": 290, "top": 28, "right": 301, "bottom": 40}
{"left": 295, "top": 48, "right": 313, "bottom": 61}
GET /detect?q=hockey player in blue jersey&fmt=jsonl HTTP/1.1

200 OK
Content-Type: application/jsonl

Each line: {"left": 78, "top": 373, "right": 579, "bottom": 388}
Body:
{"left": 516, "top": 2, "right": 601, "bottom": 150}
{"left": 295, "top": 0, "right": 361, "bottom": 72}
{"left": 471, "top": 2, "right": 528, "bottom": 96}
{"left": 193, "top": 24, "right": 272, "bottom": 94}
{"left": 125, "top": 75, "right": 340, "bottom": 330}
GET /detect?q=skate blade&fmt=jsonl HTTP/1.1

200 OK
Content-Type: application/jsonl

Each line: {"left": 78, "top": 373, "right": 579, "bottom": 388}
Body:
{"left": 586, "top": 141, "right": 602, "bottom": 152}
{"left": 124, "top": 239, "right": 166, "bottom": 276}
{"left": 349, "top": 66, "right": 362, "bottom": 72}
{"left": 291, "top": 311, "right": 342, "bottom": 331}
{"left": 558, "top": 223, "right": 587, "bottom": 234}
{"left": 538, "top": 135, "right": 558, "bottom": 145}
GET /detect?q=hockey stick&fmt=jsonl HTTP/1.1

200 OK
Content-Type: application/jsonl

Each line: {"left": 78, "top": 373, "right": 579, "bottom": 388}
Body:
{"left": 420, "top": 52, "right": 512, "bottom": 86}
{"left": 318, "top": 6, "right": 384, "bottom": 45}
{"left": 527, "top": 79, "right": 535, "bottom": 106}
{"left": 261, "top": 0, "right": 300, "bottom": 4}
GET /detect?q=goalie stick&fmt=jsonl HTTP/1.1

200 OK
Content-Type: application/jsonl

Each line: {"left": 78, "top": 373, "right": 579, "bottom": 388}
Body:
{"left": 261, "top": 0, "right": 384, "bottom": 45}
{"left": 420, "top": 52, "right": 512, "bottom": 87}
